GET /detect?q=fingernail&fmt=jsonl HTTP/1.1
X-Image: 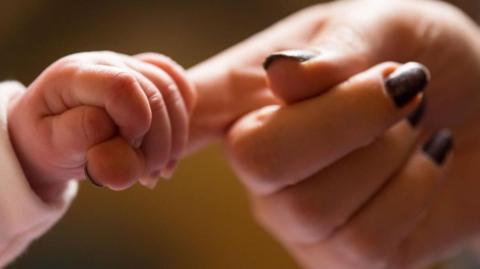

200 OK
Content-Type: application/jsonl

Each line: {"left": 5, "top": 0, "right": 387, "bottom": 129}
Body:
{"left": 423, "top": 129, "right": 453, "bottom": 165}
{"left": 407, "top": 97, "right": 426, "bottom": 127}
{"left": 385, "top": 62, "right": 430, "bottom": 108}
{"left": 263, "top": 50, "right": 318, "bottom": 70}
{"left": 160, "top": 160, "right": 178, "bottom": 179}
{"left": 140, "top": 176, "right": 160, "bottom": 190}
{"left": 84, "top": 163, "right": 103, "bottom": 188}
{"left": 131, "top": 137, "right": 143, "bottom": 149}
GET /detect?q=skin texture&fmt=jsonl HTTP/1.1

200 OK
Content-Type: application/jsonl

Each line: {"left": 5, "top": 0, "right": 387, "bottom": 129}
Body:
{"left": 6, "top": 0, "right": 480, "bottom": 268}
{"left": 188, "top": 0, "right": 480, "bottom": 268}
{"left": 8, "top": 51, "right": 196, "bottom": 197}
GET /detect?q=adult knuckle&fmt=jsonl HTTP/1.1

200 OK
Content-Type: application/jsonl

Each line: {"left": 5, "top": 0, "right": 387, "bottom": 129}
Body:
{"left": 270, "top": 192, "right": 335, "bottom": 242}
{"left": 226, "top": 131, "right": 284, "bottom": 193}
{"left": 339, "top": 230, "right": 388, "bottom": 267}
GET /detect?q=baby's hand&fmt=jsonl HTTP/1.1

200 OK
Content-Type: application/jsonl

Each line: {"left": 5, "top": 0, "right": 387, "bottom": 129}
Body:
{"left": 8, "top": 51, "right": 196, "bottom": 199}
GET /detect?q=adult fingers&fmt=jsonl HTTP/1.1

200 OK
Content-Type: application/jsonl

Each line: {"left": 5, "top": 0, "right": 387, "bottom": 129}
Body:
{"left": 252, "top": 121, "right": 419, "bottom": 244}
{"left": 263, "top": 48, "right": 368, "bottom": 104}
{"left": 280, "top": 130, "right": 453, "bottom": 269}
{"left": 389, "top": 131, "right": 478, "bottom": 269}
{"left": 326, "top": 130, "right": 453, "bottom": 269}
{"left": 226, "top": 62, "right": 429, "bottom": 194}
{"left": 263, "top": 1, "right": 420, "bottom": 104}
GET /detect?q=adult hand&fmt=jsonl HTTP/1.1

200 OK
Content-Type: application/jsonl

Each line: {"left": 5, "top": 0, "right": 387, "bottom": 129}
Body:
{"left": 188, "top": 0, "right": 480, "bottom": 268}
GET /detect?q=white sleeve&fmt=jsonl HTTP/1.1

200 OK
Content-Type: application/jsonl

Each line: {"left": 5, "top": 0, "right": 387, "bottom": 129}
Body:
{"left": 0, "top": 81, "right": 78, "bottom": 267}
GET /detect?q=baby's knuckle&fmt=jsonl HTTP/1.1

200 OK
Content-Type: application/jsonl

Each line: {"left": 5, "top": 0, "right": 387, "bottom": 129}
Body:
{"left": 146, "top": 52, "right": 175, "bottom": 64}
{"left": 147, "top": 91, "right": 166, "bottom": 114}
{"left": 110, "top": 71, "right": 138, "bottom": 92}
{"left": 47, "top": 57, "right": 82, "bottom": 78}
{"left": 162, "top": 83, "right": 182, "bottom": 103}
{"left": 81, "top": 108, "right": 114, "bottom": 142}
{"left": 104, "top": 72, "right": 141, "bottom": 104}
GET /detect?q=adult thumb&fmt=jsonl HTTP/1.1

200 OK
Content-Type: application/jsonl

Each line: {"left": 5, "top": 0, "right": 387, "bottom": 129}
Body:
{"left": 263, "top": 23, "right": 385, "bottom": 104}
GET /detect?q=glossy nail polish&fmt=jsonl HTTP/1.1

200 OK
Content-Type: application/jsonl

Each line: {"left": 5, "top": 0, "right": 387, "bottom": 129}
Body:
{"left": 407, "top": 97, "right": 426, "bottom": 127}
{"left": 84, "top": 163, "right": 103, "bottom": 188}
{"left": 385, "top": 62, "right": 430, "bottom": 108}
{"left": 423, "top": 129, "right": 453, "bottom": 165}
{"left": 263, "top": 50, "right": 318, "bottom": 70}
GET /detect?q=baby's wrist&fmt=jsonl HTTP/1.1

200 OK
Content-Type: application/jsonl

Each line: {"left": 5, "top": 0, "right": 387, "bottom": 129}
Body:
{"left": 11, "top": 142, "right": 70, "bottom": 203}
{"left": 8, "top": 94, "right": 70, "bottom": 203}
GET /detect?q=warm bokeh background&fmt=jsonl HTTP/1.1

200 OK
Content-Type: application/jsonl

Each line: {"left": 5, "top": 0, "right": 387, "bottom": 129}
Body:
{"left": 0, "top": 0, "right": 479, "bottom": 268}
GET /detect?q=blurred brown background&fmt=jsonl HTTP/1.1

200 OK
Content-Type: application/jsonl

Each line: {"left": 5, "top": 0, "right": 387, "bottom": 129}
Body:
{"left": 0, "top": 0, "right": 478, "bottom": 268}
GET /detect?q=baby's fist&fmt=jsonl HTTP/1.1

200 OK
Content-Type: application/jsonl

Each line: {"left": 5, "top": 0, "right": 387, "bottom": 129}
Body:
{"left": 8, "top": 51, "right": 196, "bottom": 200}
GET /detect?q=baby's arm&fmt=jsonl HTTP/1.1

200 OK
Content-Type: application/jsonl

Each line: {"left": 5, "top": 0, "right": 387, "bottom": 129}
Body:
{"left": 0, "top": 51, "right": 195, "bottom": 267}
{"left": 0, "top": 81, "right": 77, "bottom": 267}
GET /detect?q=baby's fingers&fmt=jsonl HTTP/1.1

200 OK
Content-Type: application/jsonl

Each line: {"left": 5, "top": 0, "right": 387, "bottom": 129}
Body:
{"left": 85, "top": 137, "right": 145, "bottom": 190}
{"left": 47, "top": 106, "right": 116, "bottom": 162}
{"left": 33, "top": 62, "right": 152, "bottom": 146}
{"left": 134, "top": 53, "right": 196, "bottom": 114}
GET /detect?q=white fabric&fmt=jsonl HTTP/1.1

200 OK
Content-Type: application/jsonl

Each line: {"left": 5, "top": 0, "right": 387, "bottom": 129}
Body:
{"left": 0, "top": 81, "right": 77, "bottom": 267}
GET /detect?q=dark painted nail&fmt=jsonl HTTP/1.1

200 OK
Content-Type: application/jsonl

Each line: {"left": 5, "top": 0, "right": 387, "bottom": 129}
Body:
{"left": 385, "top": 62, "right": 430, "bottom": 108}
{"left": 407, "top": 97, "right": 426, "bottom": 127}
{"left": 263, "top": 50, "right": 318, "bottom": 70}
{"left": 84, "top": 163, "right": 103, "bottom": 188}
{"left": 423, "top": 129, "right": 453, "bottom": 165}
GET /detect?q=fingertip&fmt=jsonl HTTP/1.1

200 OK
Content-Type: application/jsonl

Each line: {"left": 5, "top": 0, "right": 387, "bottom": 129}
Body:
{"left": 86, "top": 137, "right": 145, "bottom": 191}
{"left": 348, "top": 61, "right": 428, "bottom": 129}
{"left": 134, "top": 53, "right": 197, "bottom": 115}
{"left": 107, "top": 71, "right": 152, "bottom": 143}
{"left": 85, "top": 163, "right": 103, "bottom": 188}
{"left": 139, "top": 176, "right": 160, "bottom": 190}
{"left": 383, "top": 62, "right": 430, "bottom": 108}
{"left": 263, "top": 50, "right": 318, "bottom": 70}
{"left": 264, "top": 50, "right": 365, "bottom": 104}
